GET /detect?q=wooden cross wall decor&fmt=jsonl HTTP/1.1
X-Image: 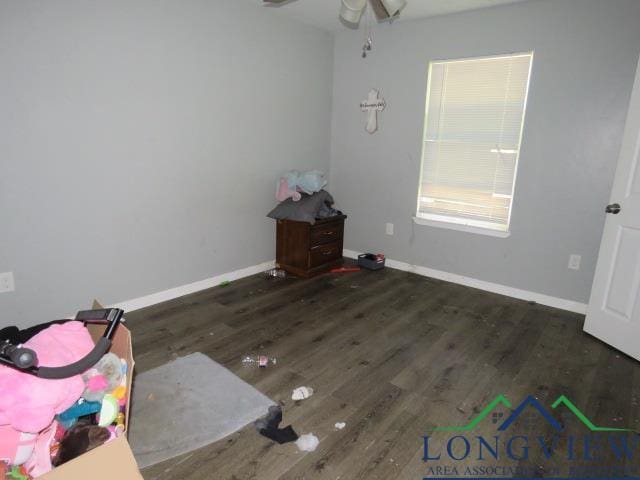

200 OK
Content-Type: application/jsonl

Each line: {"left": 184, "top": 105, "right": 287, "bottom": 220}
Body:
{"left": 360, "top": 89, "right": 386, "bottom": 134}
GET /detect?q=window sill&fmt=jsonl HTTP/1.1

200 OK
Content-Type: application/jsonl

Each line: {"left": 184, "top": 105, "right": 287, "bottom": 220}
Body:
{"left": 412, "top": 216, "right": 511, "bottom": 238}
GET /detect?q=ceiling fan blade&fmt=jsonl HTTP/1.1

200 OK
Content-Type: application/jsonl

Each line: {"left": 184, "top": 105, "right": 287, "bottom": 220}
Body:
{"left": 369, "top": 0, "right": 406, "bottom": 20}
{"left": 369, "top": 0, "right": 390, "bottom": 20}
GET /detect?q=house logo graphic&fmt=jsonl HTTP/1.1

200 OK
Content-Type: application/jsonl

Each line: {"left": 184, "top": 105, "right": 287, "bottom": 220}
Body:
{"left": 434, "top": 394, "right": 632, "bottom": 433}
{"left": 422, "top": 394, "right": 639, "bottom": 478}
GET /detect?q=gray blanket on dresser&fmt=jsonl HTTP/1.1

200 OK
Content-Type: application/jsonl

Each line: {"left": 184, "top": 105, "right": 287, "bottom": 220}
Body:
{"left": 267, "top": 190, "right": 336, "bottom": 224}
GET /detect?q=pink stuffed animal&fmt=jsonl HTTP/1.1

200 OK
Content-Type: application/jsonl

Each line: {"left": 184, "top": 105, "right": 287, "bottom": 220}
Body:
{"left": 0, "top": 321, "right": 95, "bottom": 433}
{"left": 276, "top": 177, "right": 301, "bottom": 202}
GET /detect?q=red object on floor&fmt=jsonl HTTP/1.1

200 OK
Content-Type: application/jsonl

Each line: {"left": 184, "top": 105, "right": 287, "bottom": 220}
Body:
{"left": 330, "top": 266, "right": 361, "bottom": 273}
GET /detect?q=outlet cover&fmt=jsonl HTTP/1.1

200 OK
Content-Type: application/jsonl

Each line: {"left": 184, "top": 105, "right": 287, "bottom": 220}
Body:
{"left": 386, "top": 223, "right": 394, "bottom": 235}
{"left": 568, "top": 255, "right": 581, "bottom": 270}
{"left": 0, "top": 272, "right": 15, "bottom": 293}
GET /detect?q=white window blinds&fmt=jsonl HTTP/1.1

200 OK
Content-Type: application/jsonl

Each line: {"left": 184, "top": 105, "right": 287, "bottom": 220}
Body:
{"left": 417, "top": 52, "right": 533, "bottom": 232}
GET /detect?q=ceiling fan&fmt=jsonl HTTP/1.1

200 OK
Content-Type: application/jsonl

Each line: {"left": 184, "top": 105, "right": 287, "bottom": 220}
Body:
{"left": 263, "top": 0, "right": 408, "bottom": 25}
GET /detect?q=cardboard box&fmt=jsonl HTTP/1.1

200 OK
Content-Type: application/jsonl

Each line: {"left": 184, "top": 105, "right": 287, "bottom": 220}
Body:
{"left": 39, "top": 437, "right": 142, "bottom": 480}
{"left": 39, "top": 303, "right": 143, "bottom": 480}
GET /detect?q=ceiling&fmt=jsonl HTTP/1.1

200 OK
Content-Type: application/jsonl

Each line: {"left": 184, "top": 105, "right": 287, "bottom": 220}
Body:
{"left": 258, "top": 0, "right": 532, "bottom": 32}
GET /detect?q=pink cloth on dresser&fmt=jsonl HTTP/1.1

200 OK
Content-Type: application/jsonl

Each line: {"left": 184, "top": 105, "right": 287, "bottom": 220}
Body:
{"left": 0, "top": 321, "right": 94, "bottom": 433}
{"left": 276, "top": 177, "right": 302, "bottom": 202}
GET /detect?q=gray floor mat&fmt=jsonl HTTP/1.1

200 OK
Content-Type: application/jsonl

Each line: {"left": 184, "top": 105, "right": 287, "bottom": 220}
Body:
{"left": 128, "top": 352, "right": 274, "bottom": 469}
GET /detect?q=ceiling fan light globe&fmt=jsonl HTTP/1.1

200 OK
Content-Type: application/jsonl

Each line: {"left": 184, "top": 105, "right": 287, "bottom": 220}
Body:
{"left": 340, "top": 0, "right": 367, "bottom": 24}
{"left": 380, "top": 0, "right": 407, "bottom": 16}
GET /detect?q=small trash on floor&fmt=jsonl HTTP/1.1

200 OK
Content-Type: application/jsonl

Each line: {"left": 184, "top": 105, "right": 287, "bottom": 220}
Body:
{"left": 255, "top": 405, "right": 299, "bottom": 444}
{"left": 219, "top": 280, "right": 232, "bottom": 287}
{"left": 295, "top": 433, "right": 319, "bottom": 452}
{"left": 330, "top": 266, "right": 361, "bottom": 273}
{"left": 242, "top": 355, "right": 277, "bottom": 368}
{"left": 334, "top": 422, "right": 346, "bottom": 430}
{"left": 291, "top": 386, "right": 314, "bottom": 401}
{"left": 265, "top": 268, "right": 287, "bottom": 278}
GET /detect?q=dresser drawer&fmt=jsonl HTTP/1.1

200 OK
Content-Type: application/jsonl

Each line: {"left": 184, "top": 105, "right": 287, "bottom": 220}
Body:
{"left": 309, "top": 241, "right": 342, "bottom": 268}
{"left": 310, "top": 222, "right": 343, "bottom": 246}
{"left": 276, "top": 214, "right": 346, "bottom": 277}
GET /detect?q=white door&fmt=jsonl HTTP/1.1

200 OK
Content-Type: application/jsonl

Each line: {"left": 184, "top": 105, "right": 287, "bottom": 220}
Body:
{"left": 584, "top": 55, "right": 640, "bottom": 361}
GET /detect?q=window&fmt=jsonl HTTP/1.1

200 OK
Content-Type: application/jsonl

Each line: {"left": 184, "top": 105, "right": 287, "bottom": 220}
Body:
{"left": 416, "top": 52, "right": 533, "bottom": 235}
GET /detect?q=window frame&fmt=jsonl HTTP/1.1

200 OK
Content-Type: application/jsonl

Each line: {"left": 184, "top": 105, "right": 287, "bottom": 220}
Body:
{"left": 414, "top": 51, "right": 534, "bottom": 237}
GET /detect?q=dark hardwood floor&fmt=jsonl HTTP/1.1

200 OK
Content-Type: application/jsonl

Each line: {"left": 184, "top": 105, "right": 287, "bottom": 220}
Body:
{"left": 126, "top": 266, "right": 640, "bottom": 479}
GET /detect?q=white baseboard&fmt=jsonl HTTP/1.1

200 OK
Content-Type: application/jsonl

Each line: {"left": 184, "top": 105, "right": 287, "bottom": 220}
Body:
{"left": 344, "top": 249, "right": 587, "bottom": 314}
{"left": 111, "top": 260, "right": 275, "bottom": 313}
{"left": 109, "top": 252, "right": 587, "bottom": 316}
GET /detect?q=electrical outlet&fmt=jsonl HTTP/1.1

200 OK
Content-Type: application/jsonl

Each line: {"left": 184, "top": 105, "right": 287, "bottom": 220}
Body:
{"left": 386, "top": 223, "right": 394, "bottom": 235}
{"left": 0, "top": 272, "right": 15, "bottom": 293}
{"left": 568, "top": 255, "right": 581, "bottom": 270}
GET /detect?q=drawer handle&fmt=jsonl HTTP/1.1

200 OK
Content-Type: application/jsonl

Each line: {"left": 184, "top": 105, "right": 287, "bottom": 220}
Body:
{"left": 323, "top": 231, "right": 335, "bottom": 236}
{"left": 322, "top": 250, "right": 334, "bottom": 256}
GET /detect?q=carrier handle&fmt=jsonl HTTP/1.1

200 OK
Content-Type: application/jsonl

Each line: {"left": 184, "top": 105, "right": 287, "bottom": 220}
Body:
{"left": 0, "top": 308, "right": 124, "bottom": 379}
{"left": 37, "top": 337, "right": 113, "bottom": 379}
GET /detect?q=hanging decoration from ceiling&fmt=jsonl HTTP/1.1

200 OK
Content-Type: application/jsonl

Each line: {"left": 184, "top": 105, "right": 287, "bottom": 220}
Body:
{"left": 362, "top": 35, "right": 372, "bottom": 58}
{"left": 361, "top": 1, "right": 373, "bottom": 58}
{"left": 360, "top": 89, "right": 386, "bottom": 134}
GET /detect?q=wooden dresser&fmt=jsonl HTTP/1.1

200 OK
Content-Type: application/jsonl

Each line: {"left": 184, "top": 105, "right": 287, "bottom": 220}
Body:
{"left": 275, "top": 215, "right": 346, "bottom": 278}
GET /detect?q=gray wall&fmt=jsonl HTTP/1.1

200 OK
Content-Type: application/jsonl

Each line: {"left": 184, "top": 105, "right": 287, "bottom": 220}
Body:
{"left": 330, "top": 0, "right": 640, "bottom": 304}
{"left": 0, "top": 0, "right": 333, "bottom": 328}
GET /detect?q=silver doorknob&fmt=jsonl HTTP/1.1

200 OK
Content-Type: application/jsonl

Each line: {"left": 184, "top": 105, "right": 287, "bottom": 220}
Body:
{"left": 606, "top": 203, "right": 621, "bottom": 214}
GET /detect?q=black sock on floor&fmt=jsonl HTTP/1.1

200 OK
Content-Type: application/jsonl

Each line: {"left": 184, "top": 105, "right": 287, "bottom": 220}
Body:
{"left": 255, "top": 405, "right": 299, "bottom": 444}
